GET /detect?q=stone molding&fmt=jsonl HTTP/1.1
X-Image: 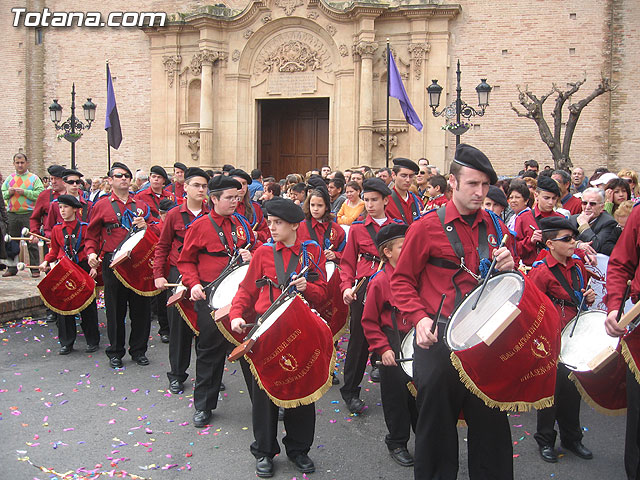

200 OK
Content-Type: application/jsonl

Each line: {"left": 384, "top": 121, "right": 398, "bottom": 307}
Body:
{"left": 162, "top": 55, "right": 182, "bottom": 87}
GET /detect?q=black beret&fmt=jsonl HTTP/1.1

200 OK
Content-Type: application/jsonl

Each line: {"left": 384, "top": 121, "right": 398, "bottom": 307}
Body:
{"left": 61, "top": 168, "right": 83, "bottom": 179}
{"left": 110, "top": 162, "right": 132, "bottom": 177}
{"left": 229, "top": 169, "right": 252, "bottom": 184}
{"left": 173, "top": 162, "right": 188, "bottom": 172}
{"left": 393, "top": 157, "right": 419, "bottom": 174}
{"left": 307, "top": 175, "right": 327, "bottom": 190}
{"left": 375, "top": 223, "right": 409, "bottom": 248}
{"left": 536, "top": 175, "right": 562, "bottom": 197}
{"left": 47, "top": 165, "right": 66, "bottom": 178}
{"left": 158, "top": 198, "right": 176, "bottom": 212}
{"left": 57, "top": 194, "right": 82, "bottom": 209}
{"left": 208, "top": 175, "right": 241, "bottom": 192}
{"left": 222, "top": 164, "right": 235, "bottom": 172}
{"left": 265, "top": 197, "right": 305, "bottom": 223}
{"left": 453, "top": 144, "right": 498, "bottom": 185}
{"left": 150, "top": 165, "right": 169, "bottom": 182}
{"left": 184, "top": 167, "right": 210, "bottom": 181}
{"left": 486, "top": 185, "right": 508, "bottom": 208}
{"left": 362, "top": 178, "right": 392, "bottom": 197}
{"left": 539, "top": 216, "right": 578, "bottom": 235}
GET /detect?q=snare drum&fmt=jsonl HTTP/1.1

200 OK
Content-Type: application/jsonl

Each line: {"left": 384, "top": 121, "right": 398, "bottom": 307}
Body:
{"left": 400, "top": 328, "right": 415, "bottom": 378}
{"left": 110, "top": 228, "right": 160, "bottom": 296}
{"left": 560, "top": 310, "right": 619, "bottom": 372}
{"left": 208, "top": 263, "right": 249, "bottom": 311}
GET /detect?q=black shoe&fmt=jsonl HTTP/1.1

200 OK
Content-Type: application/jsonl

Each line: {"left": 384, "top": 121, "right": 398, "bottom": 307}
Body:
{"left": 169, "top": 380, "right": 184, "bottom": 394}
{"left": 255, "top": 456, "right": 274, "bottom": 478}
{"left": 85, "top": 344, "right": 99, "bottom": 353}
{"left": 193, "top": 409, "right": 212, "bottom": 428}
{"left": 332, "top": 372, "right": 340, "bottom": 385}
{"left": 561, "top": 440, "right": 593, "bottom": 459}
{"left": 346, "top": 397, "right": 366, "bottom": 414}
{"left": 59, "top": 345, "right": 73, "bottom": 355}
{"left": 132, "top": 355, "right": 150, "bottom": 366}
{"left": 219, "top": 382, "right": 225, "bottom": 391}
{"left": 289, "top": 453, "right": 315, "bottom": 474}
{"left": 278, "top": 407, "right": 285, "bottom": 421}
{"left": 160, "top": 334, "right": 170, "bottom": 344}
{"left": 539, "top": 445, "right": 558, "bottom": 463}
{"left": 370, "top": 366, "right": 381, "bottom": 383}
{"left": 46, "top": 311, "right": 57, "bottom": 323}
{"left": 389, "top": 447, "right": 414, "bottom": 467}
{"left": 109, "top": 357, "right": 123, "bottom": 369}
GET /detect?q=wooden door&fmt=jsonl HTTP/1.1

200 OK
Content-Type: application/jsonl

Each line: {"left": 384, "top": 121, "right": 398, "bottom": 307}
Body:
{"left": 259, "top": 98, "right": 329, "bottom": 180}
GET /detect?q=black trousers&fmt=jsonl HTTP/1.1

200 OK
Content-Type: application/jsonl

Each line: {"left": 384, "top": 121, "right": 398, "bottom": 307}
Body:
{"left": 151, "top": 290, "right": 170, "bottom": 336}
{"left": 193, "top": 299, "right": 228, "bottom": 411}
{"left": 380, "top": 331, "right": 417, "bottom": 450}
{"left": 340, "top": 277, "right": 370, "bottom": 401}
{"left": 167, "top": 266, "right": 194, "bottom": 384}
{"left": 102, "top": 253, "right": 151, "bottom": 359}
{"left": 413, "top": 338, "right": 513, "bottom": 480}
{"left": 240, "top": 359, "right": 315, "bottom": 459}
{"left": 7, "top": 212, "right": 38, "bottom": 273}
{"left": 626, "top": 367, "right": 640, "bottom": 479}
{"left": 535, "top": 363, "right": 582, "bottom": 447}
{"left": 57, "top": 302, "right": 100, "bottom": 348}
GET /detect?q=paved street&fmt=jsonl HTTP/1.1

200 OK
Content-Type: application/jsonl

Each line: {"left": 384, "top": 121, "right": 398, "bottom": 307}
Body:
{"left": 0, "top": 309, "right": 628, "bottom": 479}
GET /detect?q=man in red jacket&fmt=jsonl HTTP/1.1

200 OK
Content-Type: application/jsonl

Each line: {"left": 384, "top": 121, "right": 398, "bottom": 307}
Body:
{"left": 385, "top": 158, "right": 424, "bottom": 224}
{"left": 136, "top": 165, "right": 175, "bottom": 219}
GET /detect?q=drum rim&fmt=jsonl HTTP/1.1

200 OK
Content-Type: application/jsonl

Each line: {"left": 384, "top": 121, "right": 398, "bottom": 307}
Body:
{"left": 400, "top": 327, "right": 415, "bottom": 378}
{"left": 208, "top": 262, "right": 250, "bottom": 310}
{"left": 559, "top": 309, "right": 619, "bottom": 371}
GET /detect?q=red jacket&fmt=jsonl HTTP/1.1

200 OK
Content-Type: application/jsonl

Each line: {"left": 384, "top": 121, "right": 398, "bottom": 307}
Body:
{"left": 606, "top": 204, "right": 640, "bottom": 309}
{"left": 514, "top": 206, "right": 564, "bottom": 266}
{"left": 390, "top": 202, "right": 517, "bottom": 326}
{"left": 423, "top": 194, "right": 448, "bottom": 211}
{"left": 177, "top": 211, "right": 256, "bottom": 289}
{"left": 45, "top": 219, "right": 89, "bottom": 264}
{"left": 385, "top": 187, "right": 424, "bottom": 225}
{"left": 561, "top": 193, "right": 583, "bottom": 216}
{"left": 339, "top": 215, "right": 399, "bottom": 292}
{"left": 362, "top": 264, "right": 412, "bottom": 355}
{"left": 236, "top": 200, "right": 270, "bottom": 242}
{"left": 165, "top": 182, "right": 185, "bottom": 205}
{"left": 528, "top": 253, "right": 590, "bottom": 327}
{"left": 44, "top": 196, "right": 92, "bottom": 238}
{"left": 230, "top": 238, "right": 327, "bottom": 319}
{"left": 30, "top": 189, "right": 60, "bottom": 234}
{"left": 297, "top": 218, "right": 346, "bottom": 263}
{"left": 154, "top": 202, "right": 209, "bottom": 279}
{"left": 85, "top": 193, "right": 151, "bottom": 255}
{"left": 135, "top": 187, "right": 175, "bottom": 219}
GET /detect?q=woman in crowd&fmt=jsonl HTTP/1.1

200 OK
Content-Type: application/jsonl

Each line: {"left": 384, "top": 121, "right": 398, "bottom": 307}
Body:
{"left": 604, "top": 177, "right": 631, "bottom": 216}
{"left": 337, "top": 181, "right": 364, "bottom": 225}
{"left": 617, "top": 169, "right": 639, "bottom": 200}
{"left": 506, "top": 180, "right": 531, "bottom": 231}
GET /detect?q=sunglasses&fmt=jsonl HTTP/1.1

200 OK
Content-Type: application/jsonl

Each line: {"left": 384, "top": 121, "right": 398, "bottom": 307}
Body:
{"left": 550, "top": 234, "right": 576, "bottom": 243}
{"left": 418, "top": 171, "right": 427, "bottom": 175}
{"left": 65, "top": 179, "right": 83, "bottom": 185}
{"left": 581, "top": 201, "right": 601, "bottom": 207}
{"left": 112, "top": 173, "right": 132, "bottom": 179}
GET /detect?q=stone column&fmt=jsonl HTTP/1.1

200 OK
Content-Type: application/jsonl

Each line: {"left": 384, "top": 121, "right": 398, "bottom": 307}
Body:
{"left": 356, "top": 41, "right": 378, "bottom": 166}
{"left": 197, "top": 50, "right": 218, "bottom": 168}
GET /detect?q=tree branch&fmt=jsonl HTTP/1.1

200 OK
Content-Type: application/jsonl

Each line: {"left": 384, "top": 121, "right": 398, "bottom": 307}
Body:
{"left": 551, "top": 78, "right": 586, "bottom": 147}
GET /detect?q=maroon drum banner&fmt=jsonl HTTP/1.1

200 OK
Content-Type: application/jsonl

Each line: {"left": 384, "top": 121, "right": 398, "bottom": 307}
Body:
{"left": 176, "top": 299, "right": 199, "bottom": 336}
{"left": 112, "top": 229, "right": 160, "bottom": 296}
{"left": 314, "top": 264, "right": 349, "bottom": 340}
{"left": 246, "top": 295, "right": 335, "bottom": 408}
{"left": 622, "top": 326, "right": 640, "bottom": 385}
{"left": 569, "top": 352, "right": 627, "bottom": 415}
{"left": 214, "top": 303, "right": 257, "bottom": 345}
{"left": 451, "top": 276, "right": 561, "bottom": 411}
{"left": 37, "top": 256, "right": 96, "bottom": 315}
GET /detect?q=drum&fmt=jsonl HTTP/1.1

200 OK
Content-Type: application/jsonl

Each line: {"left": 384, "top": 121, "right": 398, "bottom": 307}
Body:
{"left": 110, "top": 229, "right": 146, "bottom": 268}
{"left": 326, "top": 261, "right": 336, "bottom": 281}
{"left": 37, "top": 256, "right": 96, "bottom": 315}
{"left": 445, "top": 271, "right": 562, "bottom": 411}
{"left": 400, "top": 328, "right": 415, "bottom": 378}
{"left": 167, "top": 284, "right": 188, "bottom": 307}
{"left": 208, "top": 263, "right": 249, "bottom": 311}
{"left": 560, "top": 310, "right": 619, "bottom": 372}
{"left": 243, "top": 294, "right": 335, "bottom": 408}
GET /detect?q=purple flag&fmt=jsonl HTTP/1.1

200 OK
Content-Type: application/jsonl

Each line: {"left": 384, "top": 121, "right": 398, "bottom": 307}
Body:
{"left": 105, "top": 64, "right": 122, "bottom": 149}
{"left": 389, "top": 51, "right": 423, "bottom": 131}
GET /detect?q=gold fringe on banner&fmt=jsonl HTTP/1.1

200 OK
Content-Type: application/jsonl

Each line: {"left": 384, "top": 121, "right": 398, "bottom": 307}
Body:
{"left": 568, "top": 371, "right": 626, "bottom": 416}
{"left": 622, "top": 339, "right": 640, "bottom": 384}
{"left": 39, "top": 290, "right": 96, "bottom": 316}
{"left": 212, "top": 312, "right": 239, "bottom": 345}
{"left": 450, "top": 352, "right": 555, "bottom": 412}
{"left": 112, "top": 269, "right": 160, "bottom": 297}
{"left": 245, "top": 347, "right": 337, "bottom": 409}
{"left": 175, "top": 303, "right": 199, "bottom": 336}
{"left": 406, "top": 381, "right": 417, "bottom": 398}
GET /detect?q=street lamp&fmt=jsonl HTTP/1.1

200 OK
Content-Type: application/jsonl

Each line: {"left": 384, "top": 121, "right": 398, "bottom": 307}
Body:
{"left": 49, "top": 83, "right": 97, "bottom": 170}
{"left": 427, "top": 60, "right": 492, "bottom": 146}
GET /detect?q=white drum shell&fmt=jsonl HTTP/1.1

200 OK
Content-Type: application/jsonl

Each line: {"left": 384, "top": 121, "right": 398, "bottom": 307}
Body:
{"left": 559, "top": 310, "right": 619, "bottom": 372}
{"left": 209, "top": 264, "right": 250, "bottom": 310}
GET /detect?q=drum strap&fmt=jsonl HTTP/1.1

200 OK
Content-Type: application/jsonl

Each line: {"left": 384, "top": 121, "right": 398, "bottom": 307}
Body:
{"left": 545, "top": 260, "right": 583, "bottom": 307}
{"left": 174, "top": 211, "right": 193, "bottom": 252}
{"left": 62, "top": 223, "right": 83, "bottom": 262}
{"left": 148, "top": 193, "right": 161, "bottom": 219}
{"left": 390, "top": 189, "right": 419, "bottom": 224}
{"left": 305, "top": 219, "right": 332, "bottom": 249}
{"left": 207, "top": 213, "right": 237, "bottom": 256}
{"left": 273, "top": 245, "right": 300, "bottom": 288}
{"left": 386, "top": 301, "right": 402, "bottom": 357}
{"left": 109, "top": 199, "right": 138, "bottom": 233}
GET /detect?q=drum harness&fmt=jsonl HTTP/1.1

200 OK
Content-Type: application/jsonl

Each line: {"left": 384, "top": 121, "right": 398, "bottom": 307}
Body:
{"left": 539, "top": 257, "right": 585, "bottom": 319}
{"left": 62, "top": 222, "right": 86, "bottom": 263}
{"left": 305, "top": 219, "right": 332, "bottom": 250}
{"left": 390, "top": 189, "right": 422, "bottom": 224}
{"left": 105, "top": 199, "right": 143, "bottom": 236}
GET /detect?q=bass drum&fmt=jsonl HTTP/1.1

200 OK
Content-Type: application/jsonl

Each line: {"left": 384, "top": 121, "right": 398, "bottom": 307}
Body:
{"left": 208, "top": 263, "right": 249, "bottom": 311}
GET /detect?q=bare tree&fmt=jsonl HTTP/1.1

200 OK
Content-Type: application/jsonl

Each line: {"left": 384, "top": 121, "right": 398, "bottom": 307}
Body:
{"left": 510, "top": 76, "right": 613, "bottom": 171}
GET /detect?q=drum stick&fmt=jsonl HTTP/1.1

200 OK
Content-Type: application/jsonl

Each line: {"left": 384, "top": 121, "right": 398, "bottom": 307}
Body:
{"left": 430, "top": 293, "right": 447, "bottom": 334}
{"left": 5, "top": 235, "right": 31, "bottom": 242}
{"left": 353, "top": 260, "right": 384, "bottom": 295}
{"left": 529, "top": 225, "right": 537, "bottom": 231}
{"left": 375, "top": 358, "right": 413, "bottom": 366}
{"left": 17, "top": 262, "right": 41, "bottom": 271}
{"left": 22, "top": 228, "right": 51, "bottom": 243}
{"left": 569, "top": 278, "right": 592, "bottom": 337}
{"left": 471, "top": 235, "right": 508, "bottom": 310}
{"left": 616, "top": 280, "right": 633, "bottom": 324}
{"left": 164, "top": 283, "right": 182, "bottom": 288}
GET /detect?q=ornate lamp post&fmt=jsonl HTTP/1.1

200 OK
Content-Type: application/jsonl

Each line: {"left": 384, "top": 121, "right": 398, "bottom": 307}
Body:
{"left": 49, "top": 84, "right": 96, "bottom": 170}
{"left": 427, "top": 60, "right": 492, "bottom": 146}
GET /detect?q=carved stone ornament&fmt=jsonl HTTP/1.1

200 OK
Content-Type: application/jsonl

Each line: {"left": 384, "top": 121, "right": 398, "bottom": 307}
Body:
{"left": 307, "top": 11, "right": 319, "bottom": 20}
{"left": 180, "top": 129, "right": 200, "bottom": 161}
{"left": 190, "top": 49, "right": 222, "bottom": 75}
{"left": 275, "top": 0, "right": 304, "bottom": 16}
{"left": 232, "top": 49, "right": 241, "bottom": 62}
{"left": 326, "top": 24, "right": 336, "bottom": 36}
{"left": 244, "top": 29, "right": 254, "bottom": 39}
{"left": 263, "top": 40, "right": 322, "bottom": 73}
{"left": 408, "top": 42, "right": 430, "bottom": 80}
{"left": 162, "top": 55, "right": 182, "bottom": 87}
{"left": 378, "top": 134, "right": 398, "bottom": 160}
{"left": 355, "top": 41, "right": 379, "bottom": 59}
{"left": 262, "top": 13, "right": 272, "bottom": 23}
{"left": 339, "top": 44, "right": 348, "bottom": 57}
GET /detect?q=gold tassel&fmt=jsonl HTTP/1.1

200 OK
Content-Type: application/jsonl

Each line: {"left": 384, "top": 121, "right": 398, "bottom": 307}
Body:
{"left": 621, "top": 340, "right": 640, "bottom": 384}
{"left": 406, "top": 381, "right": 417, "bottom": 398}
{"left": 211, "top": 312, "right": 242, "bottom": 344}
{"left": 112, "top": 269, "right": 161, "bottom": 297}
{"left": 568, "top": 371, "right": 626, "bottom": 416}
{"left": 39, "top": 290, "right": 96, "bottom": 316}
{"left": 172, "top": 303, "right": 198, "bottom": 336}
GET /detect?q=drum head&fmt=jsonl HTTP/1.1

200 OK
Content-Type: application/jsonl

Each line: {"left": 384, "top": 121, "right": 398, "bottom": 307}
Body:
{"left": 326, "top": 261, "right": 336, "bottom": 281}
{"left": 116, "top": 230, "right": 145, "bottom": 255}
{"left": 400, "top": 328, "right": 415, "bottom": 378}
{"left": 253, "top": 295, "right": 296, "bottom": 339}
{"left": 560, "top": 310, "right": 618, "bottom": 372}
{"left": 209, "top": 264, "right": 250, "bottom": 310}
{"left": 445, "top": 272, "right": 525, "bottom": 351}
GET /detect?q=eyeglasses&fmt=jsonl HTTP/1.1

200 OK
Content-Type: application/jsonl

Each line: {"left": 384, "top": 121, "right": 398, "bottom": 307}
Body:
{"left": 550, "top": 234, "right": 576, "bottom": 243}
{"left": 621, "top": 178, "right": 636, "bottom": 185}
{"left": 188, "top": 183, "right": 208, "bottom": 190}
{"left": 418, "top": 171, "right": 427, "bottom": 175}
{"left": 112, "top": 173, "right": 132, "bottom": 179}
{"left": 65, "top": 179, "right": 82, "bottom": 185}
{"left": 581, "top": 201, "right": 601, "bottom": 207}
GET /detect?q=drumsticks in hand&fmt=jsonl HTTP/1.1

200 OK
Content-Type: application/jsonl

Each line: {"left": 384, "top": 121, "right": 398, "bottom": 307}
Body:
{"left": 569, "top": 278, "right": 592, "bottom": 337}
{"left": 430, "top": 293, "right": 447, "bottom": 334}
{"left": 471, "top": 235, "right": 508, "bottom": 310}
